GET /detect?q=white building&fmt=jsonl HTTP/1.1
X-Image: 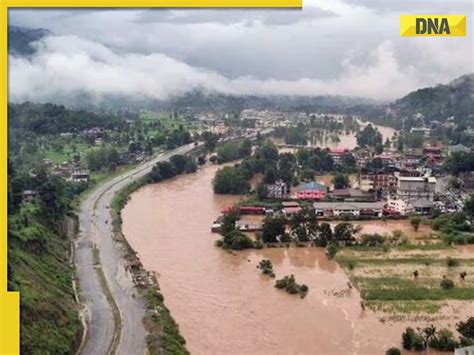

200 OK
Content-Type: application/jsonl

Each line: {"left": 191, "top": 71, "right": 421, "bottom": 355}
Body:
{"left": 265, "top": 180, "right": 288, "bottom": 199}
{"left": 397, "top": 176, "right": 436, "bottom": 201}
{"left": 386, "top": 198, "right": 413, "bottom": 216}
{"left": 313, "top": 202, "right": 384, "bottom": 218}
{"left": 359, "top": 179, "right": 374, "bottom": 192}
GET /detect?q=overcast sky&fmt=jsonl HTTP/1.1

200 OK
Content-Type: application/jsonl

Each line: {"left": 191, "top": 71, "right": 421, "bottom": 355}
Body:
{"left": 8, "top": 0, "right": 474, "bottom": 103}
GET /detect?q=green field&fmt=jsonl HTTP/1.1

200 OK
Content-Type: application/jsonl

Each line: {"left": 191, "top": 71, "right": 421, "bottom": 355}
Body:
{"left": 140, "top": 111, "right": 202, "bottom": 132}
{"left": 336, "top": 245, "right": 474, "bottom": 315}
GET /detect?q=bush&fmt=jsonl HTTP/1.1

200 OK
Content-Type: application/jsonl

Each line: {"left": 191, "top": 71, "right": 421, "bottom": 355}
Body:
{"left": 402, "top": 327, "right": 425, "bottom": 350}
{"left": 222, "top": 230, "right": 254, "bottom": 250}
{"left": 348, "top": 261, "right": 357, "bottom": 270}
{"left": 440, "top": 278, "right": 455, "bottom": 290}
{"left": 213, "top": 166, "right": 250, "bottom": 194}
{"left": 257, "top": 259, "right": 275, "bottom": 277}
{"left": 253, "top": 240, "right": 265, "bottom": 249}
{"left": 275, "top": 274, "right": 308, "bottom": 297}
{"left": 447, "top": 257, "right": 460, "bottom": 267}
{"left": 326, "top": 243, "right": 339, "bottom": 258}
{"left": 385, "top": 347, "right": 401, "bottom": 355}
{"left": 360, "top": 233, "right": 386, "bottom": 247}
{"left": 411, "top": 333, "right": 425, "bottom": 351}
{"left": 410, "top": 216, "right": 422, "bottom": 231}
{"left": 457, "top": 317, "right": 474, "bottom": 338}
{"left": 428, "top": 328, "right": 458, "bottom": 351}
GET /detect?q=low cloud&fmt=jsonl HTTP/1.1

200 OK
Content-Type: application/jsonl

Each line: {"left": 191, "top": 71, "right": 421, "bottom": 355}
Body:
{"left": 8, "top": 3, "right": 473, "bottom": 103}
{"left": 10, "top": 35, "right": 433, "bottom": 103}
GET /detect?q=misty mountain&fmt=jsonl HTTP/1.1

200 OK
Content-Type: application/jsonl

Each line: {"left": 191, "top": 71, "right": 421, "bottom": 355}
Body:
{"left": 6, "top": 26, "right": 472, "bottom": 126}
{"left": 8, "top": 25, "right": 49, "bottom": 56}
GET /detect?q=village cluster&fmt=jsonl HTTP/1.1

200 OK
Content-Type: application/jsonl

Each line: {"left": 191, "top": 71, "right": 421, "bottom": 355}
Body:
{"left": 206, "top": 110, "right": 473, "bottom": 232}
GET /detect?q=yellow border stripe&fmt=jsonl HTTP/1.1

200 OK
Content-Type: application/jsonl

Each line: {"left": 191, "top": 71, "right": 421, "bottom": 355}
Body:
{"left": 6, "top": 0, "right": 302, "bottom": 7}
{"left": 1, "top": 1, "right": 20, "bottom": 354}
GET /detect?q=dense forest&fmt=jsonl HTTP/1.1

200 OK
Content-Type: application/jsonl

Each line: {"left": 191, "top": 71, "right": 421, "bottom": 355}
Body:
{"left": 8, "top": 102, "right": 129, "bottom": 134}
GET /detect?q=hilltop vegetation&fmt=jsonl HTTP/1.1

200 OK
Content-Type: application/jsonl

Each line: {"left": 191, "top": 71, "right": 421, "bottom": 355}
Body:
{"left": 8, "top": 164, "right": 82, "bottom": 354}
{"left": 7, "top": 102, "right": 197, "bottom": 354}
{"left": 392, "top": 74, "right": 473, "bottom": 125}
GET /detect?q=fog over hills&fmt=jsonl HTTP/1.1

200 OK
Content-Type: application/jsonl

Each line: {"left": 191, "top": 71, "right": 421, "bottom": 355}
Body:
{"left": 9, "top": 26, "right": 474, "bottom": 121}
{"left": 8, "top": 3, "right": 472, "bottom": 105}
{"left": 6, "top": 16, "right": 473, "bottom": 117}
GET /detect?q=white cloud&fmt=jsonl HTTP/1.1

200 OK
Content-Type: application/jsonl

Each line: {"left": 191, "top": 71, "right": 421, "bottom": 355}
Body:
{"left": 10, "top": 35, "right": 430, "bottom": 102}
{"left": 8, "top": 4, "right": 473, "bottom": 102}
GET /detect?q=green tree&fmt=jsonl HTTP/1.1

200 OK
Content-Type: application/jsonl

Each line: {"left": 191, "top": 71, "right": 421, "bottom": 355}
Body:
{"left": 333, "top": 223, "right": 356, "bottom": 244}
{"left": 410, "top": 216, "right": 422, "bottom": 231}
{"left": 374, "top": 143, "right": 384, "bottom": 155}
{"left": 333, "top": 173, "right": 349, "bottom": 189}
{"left": 201, "top": 131, "right": 219, "bottom": 152}
{"left": 239, "top": 138, "right": 252, "bottom": 157}
{"left": 213, "top": 166, "right": 250, "bottom": 194}
{"left": 457, "top": 317, "right": 474, "bottom": 338}
{"left": 385, "top": 348, "right": 400, "bottom": 355}
{"left": 317, "top": 222, "right": 333, "bottom": 246}
{"left": 356, "top": 124, "right": 382, "bottom": 148}
{"left": 170, "top": 154, "right": 187, "bottom": 174}
{"left": 463, "top": 194, "right": 474, "bottom": 224}
{"left": 262, "top": 215, "right": 287, "bottom": 243}
{"left": 404, "top": 132, "right": 424, "bottom": 149}
{"left": 444, "top": 152, "right": 474, "bottom": 175}
{"left": 440, "top": 278, "right": 455, "bottom": 290}
{"left": 341, "top": 153, "right": 356, "bottom": 170}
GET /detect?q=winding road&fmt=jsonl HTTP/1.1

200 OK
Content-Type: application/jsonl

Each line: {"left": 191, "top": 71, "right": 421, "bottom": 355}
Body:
{"left": 75, "top": 143, "right": 198, "bottom": 355}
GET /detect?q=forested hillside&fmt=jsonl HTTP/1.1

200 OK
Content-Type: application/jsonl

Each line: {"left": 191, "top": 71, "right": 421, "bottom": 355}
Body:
{"left": 392, "top": 74, "right": 473, "bottom": 125}
{"left": 8, "top": 163, "right": 83, "bottom": 354}
{"left": 7, "top": 103, "right": 128, "bottom": 353}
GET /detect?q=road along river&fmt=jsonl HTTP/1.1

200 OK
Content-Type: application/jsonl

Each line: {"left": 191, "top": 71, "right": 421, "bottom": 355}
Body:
{"left": 122, "top": 163, "right": 423, "bottom": 355}
{"left": 75, "top": 143, "right": 198, "bottom": 355}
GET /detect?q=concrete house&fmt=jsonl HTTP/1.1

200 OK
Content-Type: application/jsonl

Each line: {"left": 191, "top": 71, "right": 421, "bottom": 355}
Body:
{"left": 397, "top": 176, "right": 436, "bottom": 201}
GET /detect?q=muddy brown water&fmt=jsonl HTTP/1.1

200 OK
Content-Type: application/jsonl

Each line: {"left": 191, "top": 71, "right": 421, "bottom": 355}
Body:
{"left": 273, "top": 122, "right": 396, "bottom": 151}
{"left": 122, "top": 163, "right": 442, "bottom": 354}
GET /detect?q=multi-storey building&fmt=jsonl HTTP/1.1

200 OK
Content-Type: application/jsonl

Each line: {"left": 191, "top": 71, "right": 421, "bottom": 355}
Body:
{"left": 396, "top": 176, "right": 437, "bottom": 201}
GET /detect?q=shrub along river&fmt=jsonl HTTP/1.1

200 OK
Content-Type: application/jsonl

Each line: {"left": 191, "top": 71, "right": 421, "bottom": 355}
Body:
{"left": 122, "top": 163, "right": 464, "bottom": 354}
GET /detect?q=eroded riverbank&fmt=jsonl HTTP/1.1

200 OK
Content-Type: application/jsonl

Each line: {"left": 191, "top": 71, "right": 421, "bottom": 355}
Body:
{"left": 122, "top": 163, "right": 443, "bottom": 354}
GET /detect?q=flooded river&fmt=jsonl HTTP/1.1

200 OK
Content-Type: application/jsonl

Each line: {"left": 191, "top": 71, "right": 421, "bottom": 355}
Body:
{"left": 122, "top": 163, "right": 422, "bottom": 355}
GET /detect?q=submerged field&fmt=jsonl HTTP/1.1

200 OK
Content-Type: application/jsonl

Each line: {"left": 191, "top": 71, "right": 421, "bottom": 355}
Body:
{"left": 336, "top": 244, "right": 474, "bottom": 322}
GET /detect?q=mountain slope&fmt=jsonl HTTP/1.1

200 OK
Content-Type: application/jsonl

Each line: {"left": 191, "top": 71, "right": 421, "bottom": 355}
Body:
{"left": 392, "top": 74, "right": 474, "bottom": 124}
{"left": 8, "top": 25, "right": 49, "bottom": 56}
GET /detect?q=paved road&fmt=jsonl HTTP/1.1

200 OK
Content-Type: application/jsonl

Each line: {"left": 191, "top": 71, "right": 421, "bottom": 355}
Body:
{"left": 76, "top": 143, "right": 198, "bottom": 355}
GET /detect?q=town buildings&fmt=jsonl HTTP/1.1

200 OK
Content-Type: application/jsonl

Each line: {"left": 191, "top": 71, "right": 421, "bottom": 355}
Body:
{"left": 359, "top": 171, "right": 397, "bottom": 194}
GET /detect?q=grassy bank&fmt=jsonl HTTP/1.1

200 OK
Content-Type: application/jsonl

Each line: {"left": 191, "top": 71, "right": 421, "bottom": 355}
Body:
{"left": 8, "top": 205, "right": 83, "bottom": 354}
